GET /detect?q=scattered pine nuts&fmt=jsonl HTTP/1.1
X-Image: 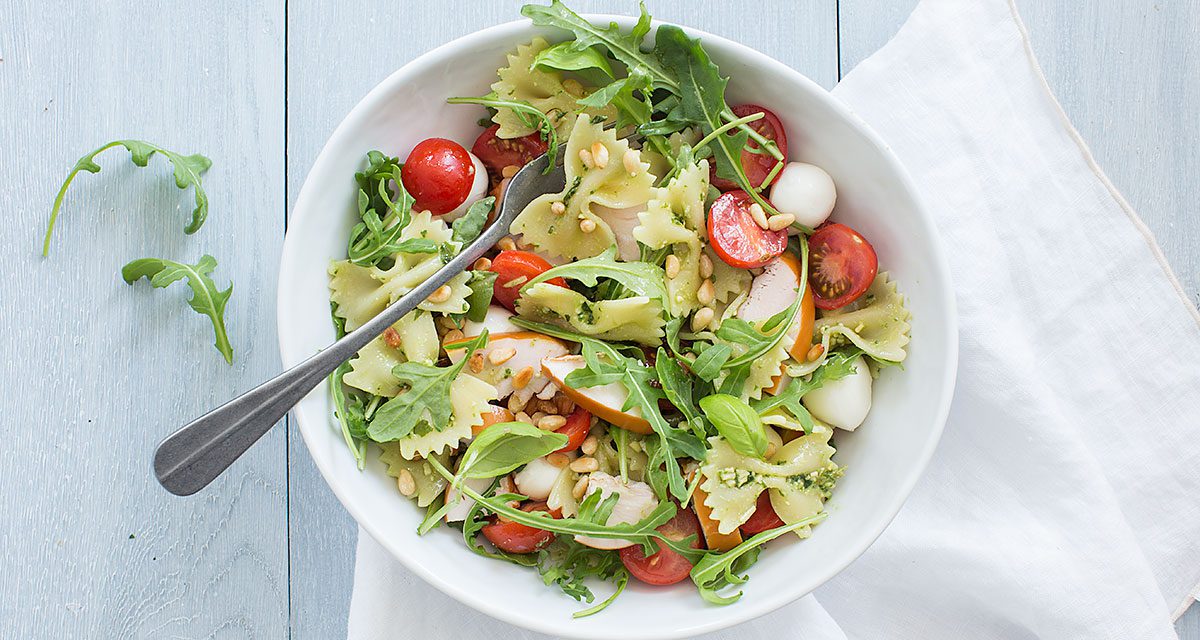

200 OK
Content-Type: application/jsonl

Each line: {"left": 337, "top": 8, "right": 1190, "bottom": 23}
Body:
{"left": 515, "top": 411, "right": 534, "bottom": 424}
{"left": 590, "top": 141, "right": 609, "bottom": 169}
{"left": 578, "top": 218, "right": 597, "bottom": 233}
{"left": 507, "top": 393, "right": 528, "bottom": 413}
{"left": 569, "top": 457, "right": 600, "bottom": 473}
{"left": 697, "top": 278, "right": 716, "bottom": 306}
{"left": 497, "top": 237, "right": 517, "bottom": 252}
{"left": 572, "top": 476, "right": 590, "bottom": 500}
{"left": 473, "top": 257, "right": 492, "bottom": 271}
{"left": 468, "top": 352, "right": 485, "bottom": 373}
{"left": 767, "top": 213, "right": 795, "bottom": 231}
{"left": 382, "top": 327, "right": 403, "bottom": 349}
{"left": 513, "top": 366, "right": 535, "bottom": 389}
{"left": 578, "top": 147, "right": 594, "bottom": 169}
{"left": 623, "top": 149, "right": 640, "bottom": 175}
{"left": 538, "top": 414, "right": 567, "bottom": 431}
{"left": 664, "top": 254, "right": 681, "bottom": 279}
{"left": 442, "top": 329, "right": 465, "bottom": 346}
{"left": 547, "top": 452, "right": 570, "bottom": 468}
{"left": 581, "top": 435, "right": 599, "bottom": 456}
{"left": 427, "top": 285, "right": 452, "bottom": 304}
{"left": 396, "top": 469, "right": 416, "bottom": 497}
{"left": 488, "top": 347, "right": 516, "bottom": 366}
{"left": 691, "top": 306, "right": 715, "bottom": 332}
{"left": 550, "top": 201, "right": 566, "bottom": 215}
{"left": 698, "top": 253, "right": 714, "bottom": 279}
{"left": 749, "top": 203, "right": 769, "bottom": 230}
{"left": 806, "top": 343, "right": 825, "bottom": 362}
{"left": 501, "top": 164, "right": 520, "bottom": 179}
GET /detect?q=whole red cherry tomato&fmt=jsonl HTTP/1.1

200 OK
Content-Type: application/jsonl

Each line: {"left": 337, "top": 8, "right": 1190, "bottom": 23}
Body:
{"left": 401, "top": 137, "right": 475, "bottom": 215}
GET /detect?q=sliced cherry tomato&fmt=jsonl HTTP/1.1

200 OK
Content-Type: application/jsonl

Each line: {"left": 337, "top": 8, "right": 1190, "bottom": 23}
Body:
{"left": 401, "top": 138, "right": 475, "bottom": 215}
{"left": 481, "top": 501, "right": 560, "bottom": 554}
{"left": 710, "top": 104, "right": 788, "bottom": 192}
{"left": 472, "top": 124, "right": 548, "bottom": 176}
{"left": 554, "top": 408, "right": 592, "bottom": 453}
{"left": 471, "top": 404, "right": 515, "bottom": 436}
{"left": 488, "top": 250, "right": 568, "bottom": 311}
{"left": 707, "top": 190, "right": 788, "bottom": 269}
{"left": 740, "top": 492, "right": 785, "bottom": 536}
{"left": 808, "top": 222, "right": 878, "bottom": 310}
{"left": 620, "top": 508, "right": 703, "bottom": 586}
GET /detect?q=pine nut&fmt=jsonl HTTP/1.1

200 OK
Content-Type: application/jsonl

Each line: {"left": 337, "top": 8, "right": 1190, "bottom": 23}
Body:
{"left": 556, "top": 395, "right": 576, "bottom": 415}
{"left": 497, "top": 237, "right": 517, "bottom": 251}
{"left": 427, "top": 285, "right": 452, "bottom": 304}
{"left": 382, "top": 327, "right": 403, "bottom": 349}
{"left": 623, "top": 149, "right": 640, "bottom": 175}
{"left": 767, "top": 213, "right": 795, "bottom": 231}
{"left": 513, "top": 366, "right": 535, "bottom": 389}
{"left": 442, "top": 329, "right": 465, "bottom": 345}
{"left": 664, "top": 254, "right": 681, "bottom": 279}
{"left": 515, "top": 411, "right": 533, "bottom": 424}
{"left": 691, "top": 307, "right": 715, "bottom": 332}
{"left": 806, "top": 343, "right": 825, "bottom": 362}
{"left": 581, "top": 435, "right": 599, "bottom": 456}
{"left": 488, "top": 347, "right": 516, "bottom": 365}
{"left": 507, "top": 393, "right": 527, "bottom": 413}
{"left": 697, "top": 278, "right": 716, "bottom": 306}
{"left": 501, "top": 164, "right": 519, "bottom": 178}
{"left": 765, "top": 442, "right": 778, "bottom": 459}
{"left": 538, "top": 414, "right": 567, "bottom": 431}
{"left": 572, "top": 476, "right": 590, "bottom": 500}
{"left": 547, "top": 452, "right": 570, "bottom": 468}
{"left": 578, "top": 218, "right": 597, "bottom": 233}
{"left": 550, "top": 201, "right": 566, "bottom": 215}
{"left": 569, "top": 457, "right": 600, "bottom": 473}
{"left": 699, "top": 253, "right": 714, "bottom": 279}
{"left": 749, "top": 203, "right": 769, "bottom": 229}
{"left": 590, "top": 141, "right": 609, "bottom": 169}
{"left": 531, "top": 411, "right": 547, "bottom": 425}
{"left": 472, "top": 257, "right": 492, "bottom": 271}
{"left": 396, "top": 469, "right": 416, "bottom": 497}
{"left": 578, "top": 148, "right": 594, "bottom": 169}
{"left": 468, "top": 352, "right": 485, "bottom": 373}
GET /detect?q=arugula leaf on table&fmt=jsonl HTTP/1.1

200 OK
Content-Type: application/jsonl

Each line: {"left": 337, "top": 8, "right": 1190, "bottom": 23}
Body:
{"left": 121, "top": 255, "right": 233, "bottom": 364}
{"left": 456, "top": 421, "right": 568, "bottom": 479}
{"left": 690, "top": 513, "right": 827, "bottom": 605}
{"left": 367, "top": 331, "right": 489, "bottom": 441}
{"left": 750, "top": 349, "right": 861, "bottom": 432}
{"left": 44, "top": 140, "right": 212, "bottom": 256}
{"left": 698, "top": 394, "right": 768, "bottom": 458}
{"left": 346, "top": 151, "right": 416, "bottom": 266}
{"left": 451, "top": 196, "right": 495, "bottom": 246}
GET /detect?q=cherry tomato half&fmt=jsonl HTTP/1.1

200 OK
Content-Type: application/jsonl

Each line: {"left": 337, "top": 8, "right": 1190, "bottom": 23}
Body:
{"left": 554, "top": 408, "right": 592, "bottom": 453}
{"left": 488, "top": 250, "right": 568, "bottom": 311}
{"left": 710, "top": 104, "right": 788, "bottom": 192}
{"left": 707, "top": 190, "right": 788, "bottom": 269}
{"left": 740, "top": 492, "right": 785, "bottom": 536}
{"left": 808, "top": 222, "right": 878, "bottom": 310}
{"left": 481, "top": 501, "right": 560, "bottom": 554}
{"left": 401, "top": 138, "right": 476, "bottom": 215}
{"left": 472, "top": 124, "right": 548, "bottom": 176}
{"left": 620, "top": 508, "right": 703, "bottom": 585}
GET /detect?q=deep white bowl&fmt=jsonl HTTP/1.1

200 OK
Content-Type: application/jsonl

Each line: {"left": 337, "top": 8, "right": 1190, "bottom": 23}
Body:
{"left": 278, "top": 14, "right": 957, "bottom": 640}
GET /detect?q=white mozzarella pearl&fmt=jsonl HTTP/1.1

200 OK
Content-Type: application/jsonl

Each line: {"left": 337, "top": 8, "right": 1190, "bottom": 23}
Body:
{"left": 801, "top": 355, "right": 872, "bottom": 430}
{"left": 769, "top": 162, "right": 837, "bottom": 228}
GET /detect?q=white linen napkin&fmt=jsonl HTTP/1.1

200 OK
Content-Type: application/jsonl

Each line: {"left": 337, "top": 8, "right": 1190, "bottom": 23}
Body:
{"left": 347, "top": 0, "right": 1200, "bottom": 638}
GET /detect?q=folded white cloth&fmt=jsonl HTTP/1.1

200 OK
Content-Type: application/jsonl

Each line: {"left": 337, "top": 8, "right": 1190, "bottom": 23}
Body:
{"left": 348, "top": 0, "right": 1200, "bottom": 637}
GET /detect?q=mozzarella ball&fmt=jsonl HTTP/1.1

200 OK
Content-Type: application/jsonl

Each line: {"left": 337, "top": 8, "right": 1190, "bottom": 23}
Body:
{"left": 440, "top": 152, "right": 489, "bottom": 222}
{"left": 514, "top": 455, "right": 565, "bottom": 501}
{"left": 769, "top": 162, "right": 837, "bottom": 228}
{"left": 801, "top": 355, "right": 872, "bottom": 430}
{"left": 443, "top": 476, "right": 493, "bottom": 523}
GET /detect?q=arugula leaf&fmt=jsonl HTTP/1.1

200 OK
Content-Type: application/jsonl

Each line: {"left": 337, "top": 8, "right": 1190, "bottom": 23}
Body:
{"left": 751, "top": 349, "right": 861, "bottom": 432}
{"left": 330, "top": 360, "right": 368, "bottom": 469}
{"left": 536, "top": 539, "right": 629, "bottom": 617}
{"left": 690, "top": 513, "right": 827, "bottom": 605}
{"left": 533, "top": 40, "right": 614, "bottom": 78}
{"left": 368, "top": 331, "right": 488, "bottom": 441}
{"left": 654, "top": 348, "right": 707, "bottom": 442}
{"left": 447, "top": 95, "right": 560, "bottom": 169}
{"left": 43, "top": 140, "right": 212, "bottom": 257}
{"left": 699, "top": 394, "right": 768, "bottom": 458}
{"left": 526, "top": 247, "right": 669, "bottom": 302}
{"left": 691, "top": 343, "right": 732, "bottom": 381}
{"left": 347, "top": 151, "right": 416, "bottom": 266}
{"left": 462, "top": 488, "right": 539, "bottom": 567}
{"left": 392, "top": 238, "right": 440, "bottom": 254}
{"left": 456, "top": 421, "right": 568, "bottom": 479}
{"left": 463, "top": 270, "right": 498, "bottom": 322}
{"left": 451, "top": 196, "right": 495, "bottom": 245}
{"left": 121, "top": 255, "right": 233, "bottom": 364}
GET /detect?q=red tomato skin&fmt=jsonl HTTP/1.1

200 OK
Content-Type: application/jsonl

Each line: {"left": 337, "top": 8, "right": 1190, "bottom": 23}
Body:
{"left": 619, "top": 508, "right": 703, "bottom": 586}
{"left": 488, "top": 250, "right": 568, "bottom": 311}
{"left": 740, "top": 492, "right": 785, "bottom": 536}
{"left": 807, "top": 222, "right": 879, "bottom": 310}
{"left": 471, "top": 125, "right": 548, "bottom": 176}
{"left": 554, "top": 408, "right": 592, "bottom": 453}
{"left": 710, "top": 104, "right": 789, "bottom": 192}
{"left": 401, "top": 138, "right": 475, "bottom": 215}
{"left": 707, "top": 190, "right": 788, "bottom": 269}
{"left": 481, "top": 501, "right": 559, "bottom": 554}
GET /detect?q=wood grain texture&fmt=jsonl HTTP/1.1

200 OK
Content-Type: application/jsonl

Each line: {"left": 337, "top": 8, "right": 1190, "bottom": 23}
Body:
{"left": 0, "top": 1, "right": 287, "bottom": 638}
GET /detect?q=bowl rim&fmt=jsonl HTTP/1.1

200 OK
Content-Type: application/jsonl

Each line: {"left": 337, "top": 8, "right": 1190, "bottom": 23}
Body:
{"left": 279, "top": 13, "right": 958, "bottom": 639}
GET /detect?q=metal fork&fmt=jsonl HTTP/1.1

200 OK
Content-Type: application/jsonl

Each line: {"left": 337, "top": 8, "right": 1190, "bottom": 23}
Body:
{"left": 154, "top": 155, "right": 566, "bottom": 496}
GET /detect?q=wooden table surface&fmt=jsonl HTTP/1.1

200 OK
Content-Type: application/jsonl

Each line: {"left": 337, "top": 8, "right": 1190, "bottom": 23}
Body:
{"left": 1, "top": 1, "right": 1195, "bottom": 637}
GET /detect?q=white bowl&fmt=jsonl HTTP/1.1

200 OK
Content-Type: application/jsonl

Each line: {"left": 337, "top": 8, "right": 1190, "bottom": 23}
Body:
{"left": 279, "top": 14, "right": 957, "bottom": 640}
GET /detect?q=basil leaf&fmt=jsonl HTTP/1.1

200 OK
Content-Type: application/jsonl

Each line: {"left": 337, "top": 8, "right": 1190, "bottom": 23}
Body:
{"left": 464, "top": 270, "right": 498, "bottom": 322}
{"left": 457, "top": 421, "right": 568, "bottom": 479}
{"left": 122, "top": 255, "right": 233, "bottom": 364}
{"left": 452, "top": 196, "right": 495, "bottom": 245}
{"left": 44, "top": 140, "right": 211, "bottom": 256}
{"left": 698, "top": 394, "right": 767, "bottom": 458}
{"left": 369, "top": 331, "right": 488, "bottom": 441}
